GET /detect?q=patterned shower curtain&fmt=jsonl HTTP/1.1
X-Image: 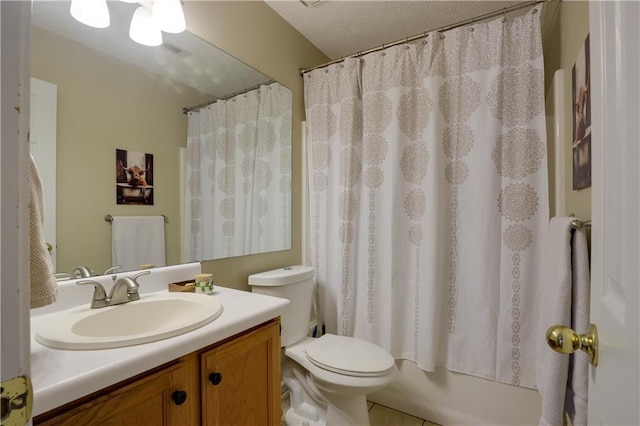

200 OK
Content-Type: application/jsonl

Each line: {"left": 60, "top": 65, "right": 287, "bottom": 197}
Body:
{"left": 304, "top": 9, "right": 548, "bottom": 388}
{"left": 185, "top": 82, "right": 292, "bottom": 261}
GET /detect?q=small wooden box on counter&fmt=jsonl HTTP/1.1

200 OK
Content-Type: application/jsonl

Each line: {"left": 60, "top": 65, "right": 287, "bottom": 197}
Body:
{"left": 168, "top": 280, "right": 195, "bottom": 293}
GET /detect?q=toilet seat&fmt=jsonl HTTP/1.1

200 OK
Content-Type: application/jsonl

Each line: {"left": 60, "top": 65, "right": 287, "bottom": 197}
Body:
{"left": 285, "top": 335, "right": 398, "bottom": 406}
{"left": 304, "top": 334, "right": 395, "bottom": 377}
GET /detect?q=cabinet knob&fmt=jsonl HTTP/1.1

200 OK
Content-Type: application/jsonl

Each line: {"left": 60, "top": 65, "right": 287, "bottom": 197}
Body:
{"left": 171, "top": 390, "right": 188, "bottom": 406}
{"left": 208, "top": 372, "right": 223, "bottom": 386}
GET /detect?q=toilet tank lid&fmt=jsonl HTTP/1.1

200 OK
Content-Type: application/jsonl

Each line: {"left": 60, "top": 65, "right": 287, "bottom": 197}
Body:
{"left": 248, "top": 265, "right": 314, "bottom": 286}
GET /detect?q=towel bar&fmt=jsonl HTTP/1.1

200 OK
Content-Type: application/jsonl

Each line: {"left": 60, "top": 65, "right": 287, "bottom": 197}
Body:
{"left": 104, "top": 214, "right": 168, "bottom": 223}
{"left": 570, "top": 219, "right": 591, "bottom": 230}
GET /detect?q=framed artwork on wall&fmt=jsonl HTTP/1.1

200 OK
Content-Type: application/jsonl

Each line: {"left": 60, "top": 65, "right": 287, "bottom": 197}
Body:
{"left": 116, "top": 149, "right": 154, "bottom": 205}
{"left": 572, "top": 33, "right": 591, "bottom": 190}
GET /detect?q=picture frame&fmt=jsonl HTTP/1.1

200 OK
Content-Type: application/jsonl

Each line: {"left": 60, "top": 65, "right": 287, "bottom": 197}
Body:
{"left": 116, "top": 149, "right": 154, "bottom": 205}
{"left": 572, "top": 34, "right": 591, "bottom": 190}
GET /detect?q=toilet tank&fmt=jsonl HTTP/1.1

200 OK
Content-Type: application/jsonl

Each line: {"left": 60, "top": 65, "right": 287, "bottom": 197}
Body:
{"left": 248, "top": 266, "right": 315, "bottom": 347}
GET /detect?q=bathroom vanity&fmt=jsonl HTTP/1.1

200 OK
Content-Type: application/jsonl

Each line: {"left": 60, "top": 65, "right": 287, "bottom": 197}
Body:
{"left": 30, "top": 265, "right": 290, "bottom": 425}
{"left": 34, "top": 320, "right": 280, "bottom": 425}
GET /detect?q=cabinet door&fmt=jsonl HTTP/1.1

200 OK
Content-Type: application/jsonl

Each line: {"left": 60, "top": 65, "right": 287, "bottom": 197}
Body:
{"left": 201, "top": 320, "right": 281, "bottom": 426}
{"left": 36, "top": 357, "right": 199, "bottom": 426}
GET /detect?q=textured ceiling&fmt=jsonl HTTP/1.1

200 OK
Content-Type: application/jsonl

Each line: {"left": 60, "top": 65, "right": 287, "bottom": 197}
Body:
{"left": 265, "top": 0, "right": 525, "bottom": 60}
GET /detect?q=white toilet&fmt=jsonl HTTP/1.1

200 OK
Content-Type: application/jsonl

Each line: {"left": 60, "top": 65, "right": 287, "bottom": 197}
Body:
{"left": 249, "top": 266, "right": 398, "bottom": 426}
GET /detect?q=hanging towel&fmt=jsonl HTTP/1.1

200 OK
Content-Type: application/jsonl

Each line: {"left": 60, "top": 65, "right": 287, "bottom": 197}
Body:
{"left": 536, "top": 217, "right": 590, "bottom": 426}
{"left": 111, "top": 216, "right": 166, "bottom": 272}
{"left": 29, "top": 154, "right": 57, "bottom": 308}
{"left": 566, "top": 225, "right": 590, "bottom": 425}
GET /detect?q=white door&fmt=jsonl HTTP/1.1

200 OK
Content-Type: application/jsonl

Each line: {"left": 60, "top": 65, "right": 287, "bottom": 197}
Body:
{"left": 29, "top": 78, "right": 57, "bottom": 268}
{"left": 1, "top": 1, "right": 33, "bottom": 424}
{"left": 588, "top": 1, "right": 640, "bottom": 424}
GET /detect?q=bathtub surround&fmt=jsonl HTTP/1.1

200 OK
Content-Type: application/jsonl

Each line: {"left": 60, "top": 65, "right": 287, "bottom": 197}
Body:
{"left": 305, "top": 8, "right": 548, "bottom": 389}
{"left": 184, "top": 82, "right": 293, "bottom": 261}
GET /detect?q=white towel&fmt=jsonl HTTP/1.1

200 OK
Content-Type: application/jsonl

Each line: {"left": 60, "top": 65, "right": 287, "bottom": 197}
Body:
{"left": 566, "top": 227, "right": 590, "bottom": 425}
{"left": 536, "top": 217, "right": 590, "bottom": 426}
{"left": 111, "top": 216, "right": 166, "bottom": 272}
{"left": 29, "top": 154, "right": 57, "bottom": 308}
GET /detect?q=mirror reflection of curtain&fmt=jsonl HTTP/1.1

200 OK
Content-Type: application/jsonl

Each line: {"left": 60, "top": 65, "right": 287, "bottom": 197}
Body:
{"left": 184, "top": 82, "right": 292, "bottom": 261}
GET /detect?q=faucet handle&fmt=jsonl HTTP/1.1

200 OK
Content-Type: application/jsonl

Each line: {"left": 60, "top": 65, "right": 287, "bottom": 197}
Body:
{"left": 77, "top": 280, "right": 109, "bottom": 309}
{"left": 131, "top": 270, "right": 151, "bottom": 283}
{"left": 54, "top": 272, "right": 74, "bottom": 281}
{"left": 72, "top": 266, "right": 94, "bottom": 278}
{"left": 103, "top": 265, "right": 122, "bottom": 275}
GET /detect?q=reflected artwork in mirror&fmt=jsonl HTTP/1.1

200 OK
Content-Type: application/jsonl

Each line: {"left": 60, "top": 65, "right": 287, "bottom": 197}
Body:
{"left": 30, "top": 0, "right": 293, "bottom": 277}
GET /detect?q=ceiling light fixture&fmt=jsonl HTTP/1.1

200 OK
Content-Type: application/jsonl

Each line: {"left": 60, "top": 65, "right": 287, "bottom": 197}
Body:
{"left": 70, "top": 0, "right": 110, "bottom": 29}
{"left": 70, "top": 0, "right": 186, "bottom": 47}
{"left": 129, "top": 5, "right": 163, "bottom": 47}
{"left": 151, "top": 0, "right": 186, "bottom": 34}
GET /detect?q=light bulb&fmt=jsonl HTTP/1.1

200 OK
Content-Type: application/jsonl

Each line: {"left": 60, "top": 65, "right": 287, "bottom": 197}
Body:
{"left": 129, "top": 6, "right": 163, "bottom": 47}
{"left": 152, "top": 0, "right": 186, "bottom": 34}
{"left": 70, "top": 0, "right": 110, "bottom": 29}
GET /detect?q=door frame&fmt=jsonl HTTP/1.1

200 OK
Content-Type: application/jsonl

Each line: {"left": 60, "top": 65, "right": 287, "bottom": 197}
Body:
{"left": 1, "top": 0, "right": 32, "bottom": 416}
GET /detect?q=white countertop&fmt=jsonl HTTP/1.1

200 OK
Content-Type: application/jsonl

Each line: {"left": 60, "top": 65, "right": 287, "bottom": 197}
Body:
{"left": 31, "top": 266, "right": 290, "bottom": 417}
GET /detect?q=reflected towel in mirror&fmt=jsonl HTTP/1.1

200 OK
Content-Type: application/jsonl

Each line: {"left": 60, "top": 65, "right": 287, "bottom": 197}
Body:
{"left": 30, "top": 154, "right": 58, "bottom": 308}
{"left": 111, "top": 216, "right": 166, "bottom": 272}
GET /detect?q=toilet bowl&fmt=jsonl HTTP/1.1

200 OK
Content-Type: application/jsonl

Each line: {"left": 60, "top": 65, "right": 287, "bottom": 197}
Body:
{"left": 249, "top": 266, "right": 398, "bottom": 426}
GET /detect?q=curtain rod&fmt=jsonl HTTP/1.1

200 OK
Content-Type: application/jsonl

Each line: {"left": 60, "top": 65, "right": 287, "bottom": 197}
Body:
{"left": 182, "top": 80, "right": 276, "bottom": 114}
{"left": 299, "top": 0, "right": 550, "bottom": 76}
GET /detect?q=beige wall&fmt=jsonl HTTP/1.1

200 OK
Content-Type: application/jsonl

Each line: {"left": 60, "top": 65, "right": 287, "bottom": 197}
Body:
{"left": 31, "top": 27, "right": 210, "bottom": 275}
{"left": 543, "top": 1, "right": 591, "bottom": 221}
{"left": 183, "top": 1, "right": 328, "bottom": 290}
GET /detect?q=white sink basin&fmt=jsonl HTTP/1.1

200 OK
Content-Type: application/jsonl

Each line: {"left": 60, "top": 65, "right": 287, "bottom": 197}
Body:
{"left": 35, "top": 292, "right": 223, "bottom": 350}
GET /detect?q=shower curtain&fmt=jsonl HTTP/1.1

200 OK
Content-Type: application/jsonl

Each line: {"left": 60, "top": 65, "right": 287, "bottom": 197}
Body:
{"left": 184, "top": 82, "right": 292, "bottom": 261}
{"left": 304, "top": 9, "right": 547, "bottom": 388}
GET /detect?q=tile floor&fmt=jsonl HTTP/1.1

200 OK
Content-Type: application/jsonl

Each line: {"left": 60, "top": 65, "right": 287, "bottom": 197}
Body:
{"left": 282, "top": 391, "right": 440, "bottom": 426}
{"left": 368, "top": 401, "right": 440, "bottom": 426}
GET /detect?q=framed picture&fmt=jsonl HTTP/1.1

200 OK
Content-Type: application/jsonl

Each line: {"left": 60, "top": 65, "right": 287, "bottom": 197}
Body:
{"left": 116, "top": 149, "right": 154, "bottom": 205}
{"left": 572, "top": 34, "right": 591, "bottom": 190}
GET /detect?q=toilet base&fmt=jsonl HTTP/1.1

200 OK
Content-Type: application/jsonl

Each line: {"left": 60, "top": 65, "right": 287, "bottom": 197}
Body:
{"left": 284, "top": 407, "right": 326, "bottom": 426}
{"left": 284, "top": 397, "right": 369, "bottom": 426}
{"left": 323, "top": 393, "right": 370, "bottom": 426}
{"left": 283, "top": 359, "right": 372, "bottom": 426}
{"left": 284, "top": 394, "right": 370, "bottom": 426}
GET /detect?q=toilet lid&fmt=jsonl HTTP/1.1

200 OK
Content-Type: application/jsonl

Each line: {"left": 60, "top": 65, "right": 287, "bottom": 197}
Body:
{"left": 304, "top": 334, "right": 395, "bottom": 377}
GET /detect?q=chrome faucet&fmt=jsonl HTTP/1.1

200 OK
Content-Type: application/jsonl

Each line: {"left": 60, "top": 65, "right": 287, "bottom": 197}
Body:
{"left": 77, "top": 271, "right": 150, "bottom": 309}
{"left": 72, "top": 266, "right": 94, "bottom": 278}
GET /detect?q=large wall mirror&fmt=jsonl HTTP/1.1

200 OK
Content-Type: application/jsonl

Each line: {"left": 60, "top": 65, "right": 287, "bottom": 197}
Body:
{"left": 31, "top": 1, "right": 293, "bottom": 277}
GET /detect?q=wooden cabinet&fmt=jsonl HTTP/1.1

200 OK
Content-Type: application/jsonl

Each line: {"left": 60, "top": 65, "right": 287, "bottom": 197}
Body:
{"left": 35, "top": 319, "right": 280, "bottom": 426}
{"left": 201, "top": 319, "right": 281, "bottom": 425}
{"left": 35, "top": 356, "right": 199, "bottom": 426}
